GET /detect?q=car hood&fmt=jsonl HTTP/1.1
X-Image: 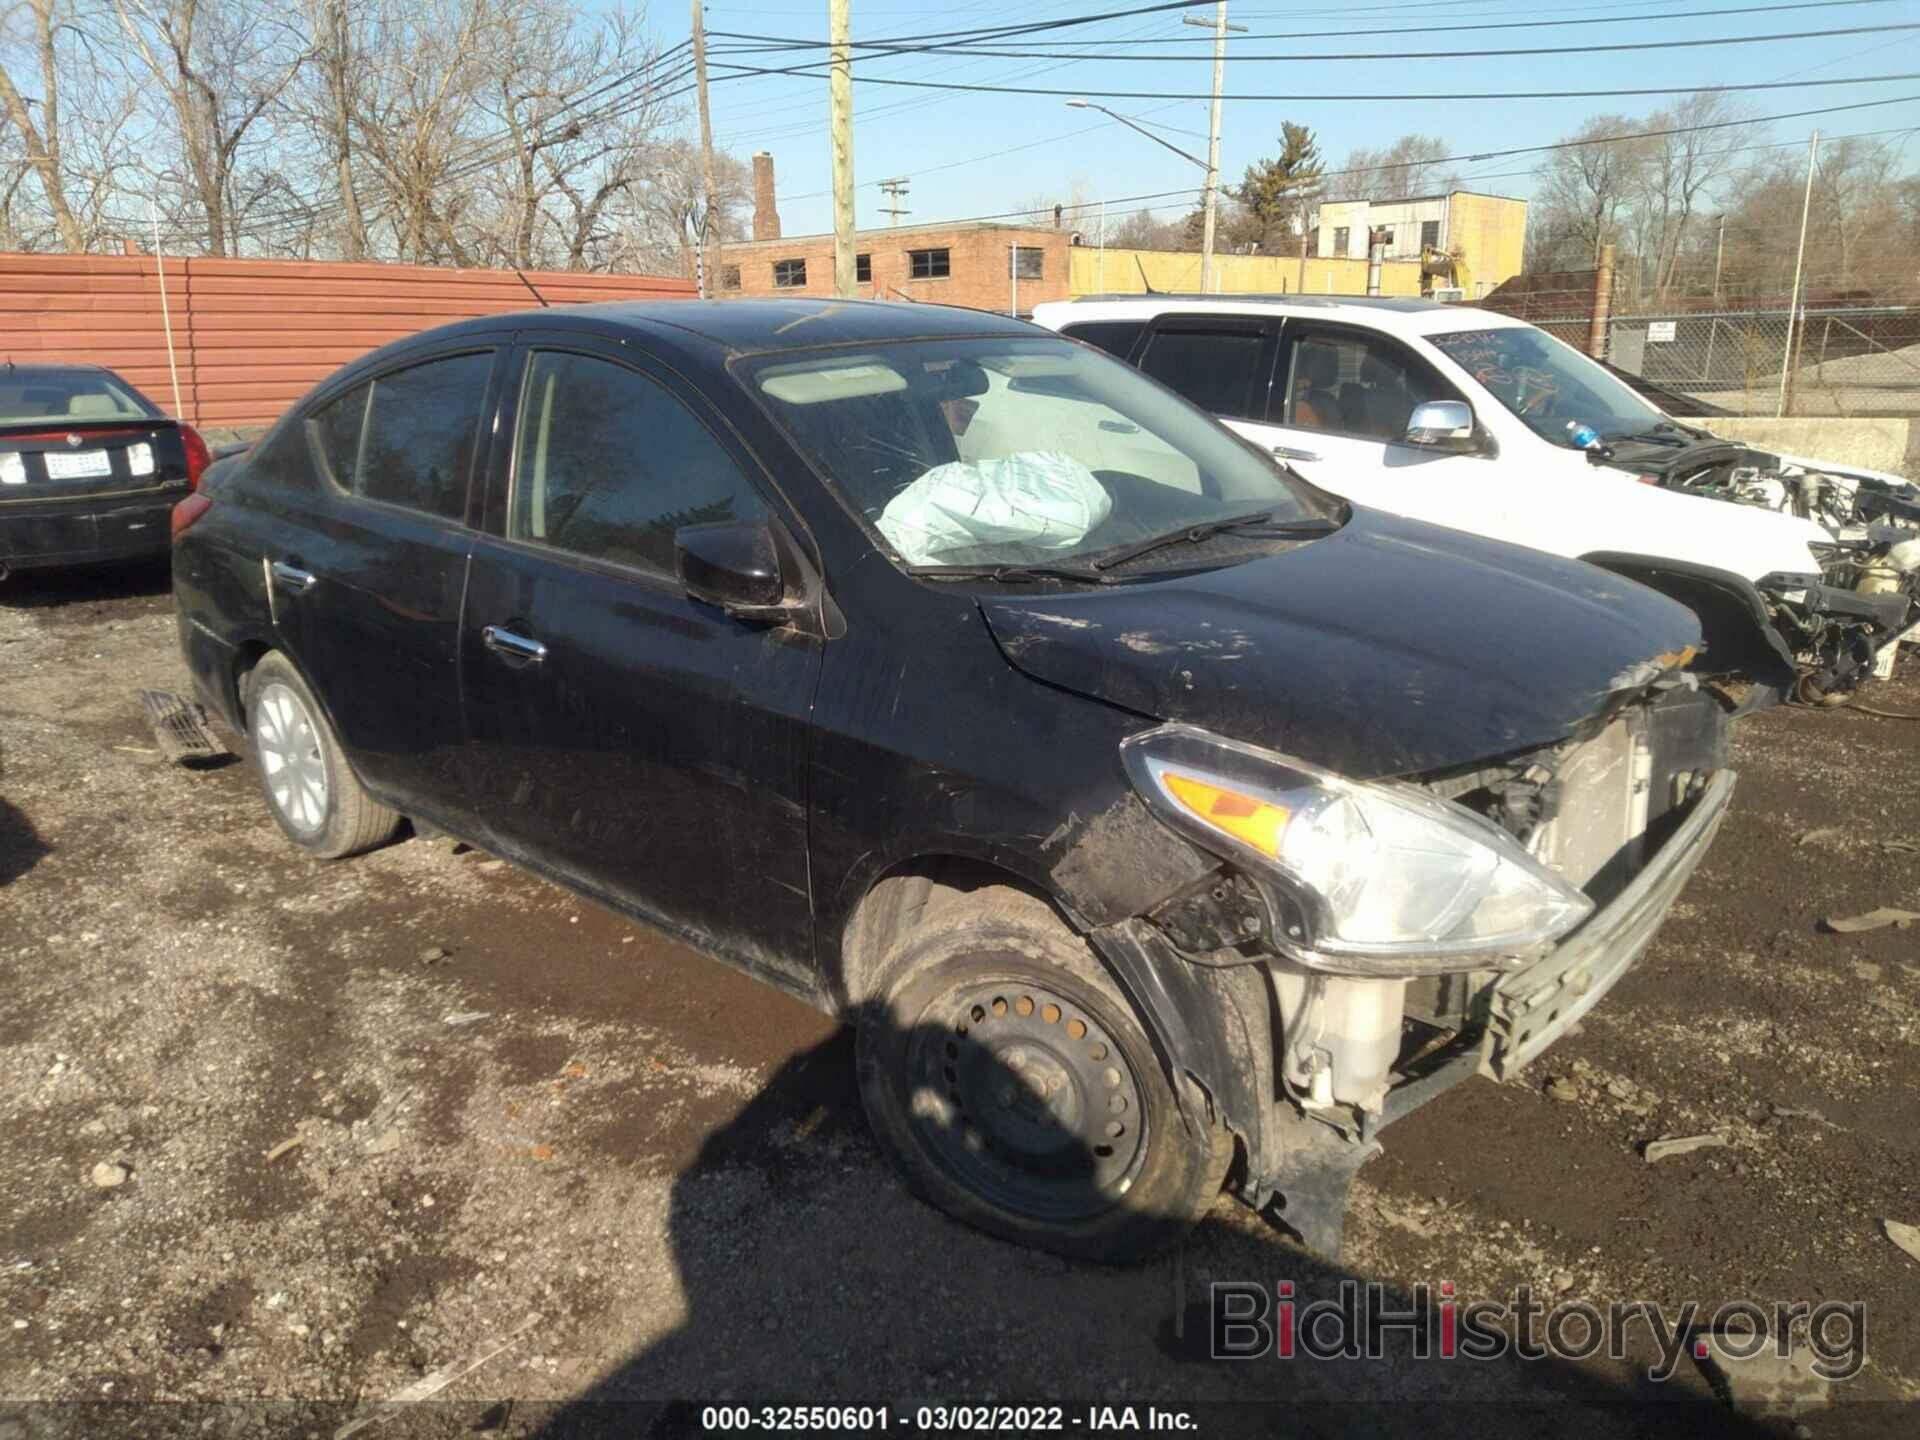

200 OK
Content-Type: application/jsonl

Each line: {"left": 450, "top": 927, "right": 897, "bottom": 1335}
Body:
{"left": 979, "top": 507, "right": 1703, "bottom": 780}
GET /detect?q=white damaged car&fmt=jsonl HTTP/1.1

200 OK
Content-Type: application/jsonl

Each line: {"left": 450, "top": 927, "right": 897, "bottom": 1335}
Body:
{"left": 1035, "top": 296, "right": 1919, "bottom": 703}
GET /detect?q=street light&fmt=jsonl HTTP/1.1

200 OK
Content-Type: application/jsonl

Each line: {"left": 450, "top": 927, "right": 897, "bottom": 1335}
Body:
{"left": 1067, "top": 99, "right": 1220, "bottom": 293}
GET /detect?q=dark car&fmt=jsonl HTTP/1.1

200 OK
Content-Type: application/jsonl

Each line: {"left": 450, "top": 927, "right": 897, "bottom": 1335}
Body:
{"left": 0, "top": 362, "right": 210, "bottom": 579}
{"left": 171, "top": 300, "right": 1734, "bottom": 1260}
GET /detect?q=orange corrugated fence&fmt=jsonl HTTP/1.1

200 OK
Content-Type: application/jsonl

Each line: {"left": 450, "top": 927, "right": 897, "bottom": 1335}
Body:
{"left": 0, "top": 252, "right": 696, "bottom": 429}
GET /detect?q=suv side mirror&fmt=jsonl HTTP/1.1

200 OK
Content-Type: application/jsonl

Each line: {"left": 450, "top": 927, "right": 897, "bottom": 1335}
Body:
{"left": 676, "top": 520, "right": 790, "bottom": 617}
{"left": 1405, "top": 400, "right": 1477, "bottom": 451}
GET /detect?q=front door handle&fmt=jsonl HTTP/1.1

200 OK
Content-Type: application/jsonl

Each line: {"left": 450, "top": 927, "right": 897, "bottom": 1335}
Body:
{"left": 270, "top": 560, "right": 317, "bottom": 593}
{"left": 1271, "top": 445, "right": 1321, "bottom": 463}
{"left": 482, "top": 625, "right": 548, "bottom": 665}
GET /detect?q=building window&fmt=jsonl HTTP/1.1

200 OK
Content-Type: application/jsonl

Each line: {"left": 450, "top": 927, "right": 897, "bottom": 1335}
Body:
{"left": 1013, "top": 246, "right": 1044, "bottom": 280}
{"left": 720, "top": 264, "right": 741, "bottom": 290}
{"left": 1420, "top": 219, "right": 1440, "bottom": 251}
{"left": 772, "top": 258, "right": 807, "bottom": 288}
{"left": 908, "top": 247, "right": 950, "bottom": 280}
{"left": 856, "top": 253, "right": 872, "bottom": 284}
{"left": 1380, "top": 226, "right": 1395, "bottom": 250}
{"left": 1331, "top": 226, "right": 1349, "bottom": 256}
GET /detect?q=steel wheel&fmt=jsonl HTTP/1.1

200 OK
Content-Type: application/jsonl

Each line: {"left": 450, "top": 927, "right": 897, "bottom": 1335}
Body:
{"left": 905, "top": 976, "right": 1149, "bottom": 1224}
{"left": 253, "top": 680, "right": 329, "bottom": 836}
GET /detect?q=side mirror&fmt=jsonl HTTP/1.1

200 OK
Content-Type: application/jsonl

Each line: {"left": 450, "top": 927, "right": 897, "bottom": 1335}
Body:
{"left": 1405, "top": 400, "right": 1476, "bottom": 450}
{"left": 675, "top": 520, "right": 790, "bottom": 616}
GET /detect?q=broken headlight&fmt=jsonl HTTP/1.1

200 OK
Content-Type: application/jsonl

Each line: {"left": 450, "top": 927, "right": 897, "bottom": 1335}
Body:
{"left": 1121, "top": 723, "right": 1593, "bottom": 975}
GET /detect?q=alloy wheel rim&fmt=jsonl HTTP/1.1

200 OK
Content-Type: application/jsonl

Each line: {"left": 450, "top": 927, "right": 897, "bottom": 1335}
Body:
{"left": 906, "top": 976, "right": 1148, "bottom": 1223}
{"left": 254, "top": 682, "right": 329, "bottom": 835}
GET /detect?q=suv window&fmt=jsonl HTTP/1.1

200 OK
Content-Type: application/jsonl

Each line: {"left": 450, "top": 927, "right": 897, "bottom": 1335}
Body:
{"left": 1277, "top": 327, "right": 1460, "bottom": 443}
{"left": 1059, "top": 320, "right": 1145, "bottom": 360}
{"left": 336, "top": 351, "right": 493, "bottom": 520}
{"left": 511, "top": 350, "right": 766, "bottom": 577}
{"left": 1138, "top": 327, "right": 1267, "bottom": 421}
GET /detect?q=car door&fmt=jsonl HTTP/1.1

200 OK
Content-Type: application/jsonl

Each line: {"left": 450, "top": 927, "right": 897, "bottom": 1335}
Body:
{"left": 266, "top": 342, "right": 505, "bottom": 832}
{"left": 1222, "top": 322, "right": 1515, "bottom": 539}
{"left": 458, "top": 337, "right": 821, "bottom": 988}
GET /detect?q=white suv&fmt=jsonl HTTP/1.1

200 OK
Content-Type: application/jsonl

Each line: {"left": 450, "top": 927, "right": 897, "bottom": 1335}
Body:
{"left": 1033, "top": 295, "right": 1918, "bottom": 701}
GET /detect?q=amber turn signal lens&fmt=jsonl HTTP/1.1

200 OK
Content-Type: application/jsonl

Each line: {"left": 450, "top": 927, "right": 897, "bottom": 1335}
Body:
{"left": 1161, "top": 772, "right": 1290, "bottom": 858}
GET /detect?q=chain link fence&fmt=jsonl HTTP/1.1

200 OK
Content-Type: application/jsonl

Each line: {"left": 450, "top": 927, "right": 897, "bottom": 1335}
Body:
{"left": 1531, "top": 306, "right": 1920, "bottom": 418}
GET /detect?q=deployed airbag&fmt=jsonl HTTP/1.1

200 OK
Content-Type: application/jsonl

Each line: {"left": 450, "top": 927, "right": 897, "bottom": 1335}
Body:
{"left": 876, "top": 451, "right": 1111, "bottom": 565}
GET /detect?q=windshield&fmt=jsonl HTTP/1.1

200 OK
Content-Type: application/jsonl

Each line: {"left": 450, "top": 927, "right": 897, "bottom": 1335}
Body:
{"left": 0, "top": 370, "right": 156, "bottom": 428}
{"left": 1428, "top": 326, "right": 1666, "bottom": 448}
{"left": 743, "top": 336, "right": 1323, "bottom": 572}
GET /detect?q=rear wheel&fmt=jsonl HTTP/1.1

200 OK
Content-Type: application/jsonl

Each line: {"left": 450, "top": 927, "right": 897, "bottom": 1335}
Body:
{"left": 856, "top": 885, "right": 1231, "bottom": 1261}
{"left": 243, "top": 652, "right": 400, "bottom": 859}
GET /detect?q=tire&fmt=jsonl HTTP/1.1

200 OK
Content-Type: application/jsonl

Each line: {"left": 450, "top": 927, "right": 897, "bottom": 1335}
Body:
{"left": 856, "top": 885, "right": 1232, "bottom": 1262}
{"left": 242, "top": 651, "right": 401, "bottom": 859}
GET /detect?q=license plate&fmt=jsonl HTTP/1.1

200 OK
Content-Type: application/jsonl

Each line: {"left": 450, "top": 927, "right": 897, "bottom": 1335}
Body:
{"left": 43, "top": 449, "right": 113, "bottom": 480}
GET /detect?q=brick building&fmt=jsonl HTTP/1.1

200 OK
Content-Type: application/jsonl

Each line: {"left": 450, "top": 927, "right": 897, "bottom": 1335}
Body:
{"left": 718, "top": 152, "right": 1071, "bottom": 313}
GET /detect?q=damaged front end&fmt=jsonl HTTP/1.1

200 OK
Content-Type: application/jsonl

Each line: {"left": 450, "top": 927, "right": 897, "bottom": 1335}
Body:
{"left": 1626, "top": 439, "right": 1920, "bottom": 697}
{"left": 1094, "top": 668, "right": 1733, "bottom": 1259}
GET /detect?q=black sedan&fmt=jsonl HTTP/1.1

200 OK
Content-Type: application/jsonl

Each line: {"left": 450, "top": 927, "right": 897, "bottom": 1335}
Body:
{"left": 0, "top": 361, "right": 210, "bottom": 578}
{"left": 170, "top": 300, "right": 1735, "bottom": 1260}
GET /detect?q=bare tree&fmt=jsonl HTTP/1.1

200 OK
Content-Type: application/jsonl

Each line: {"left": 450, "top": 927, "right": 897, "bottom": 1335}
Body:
{"left": 112, "top": 0, "right": 309, "bottom": 256}
{"left": 1336, "top": 133, "right": 1455, "bottom": 202}
{"left": 0, "top": 0, "right": 87, "bottom": 249}
{"left": 1531, "top": 114, "right": 1652, "bottom": 270}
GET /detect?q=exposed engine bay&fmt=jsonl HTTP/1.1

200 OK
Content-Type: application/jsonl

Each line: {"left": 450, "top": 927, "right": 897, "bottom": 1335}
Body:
{"left": 1608, "top": 438, "right": 1920, "bottom": 701}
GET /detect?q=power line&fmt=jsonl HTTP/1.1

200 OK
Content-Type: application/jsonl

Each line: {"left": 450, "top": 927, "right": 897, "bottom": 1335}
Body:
{"left": 703, "top": 63, "right": 1920, "bottom": 102}
{"left": 707, "top": 0, "right": 1908, "bottom": 50}
{"left": 704, "top": 21, "right": 1920, "bottom": 65}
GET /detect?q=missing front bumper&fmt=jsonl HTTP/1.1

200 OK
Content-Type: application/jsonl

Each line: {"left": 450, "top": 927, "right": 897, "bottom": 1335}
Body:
{"left": 1482, "top": 768, "right": 1736, "bottom": 1079}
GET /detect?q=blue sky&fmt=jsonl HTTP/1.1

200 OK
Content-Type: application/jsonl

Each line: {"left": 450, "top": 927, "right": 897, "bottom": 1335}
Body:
{"left": 652, "top": 0, "right": 1920, "bottom": 236}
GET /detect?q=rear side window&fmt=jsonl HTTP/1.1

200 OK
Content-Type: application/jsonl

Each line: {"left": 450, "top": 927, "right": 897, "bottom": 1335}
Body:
{"left": 1060, "top": 320, "right": 1145, "bottom": 360}
{"left": 317, "top": 351, "right": 491, "bottom": 521}
{"left": 1137, "top": 328, "right": 1266, "bottom": 421}
{"left": 510, "top": 350, "right": 766, "bottom": 577}
{"left": 307, "top": 383, "right": 370, "bottom": 490}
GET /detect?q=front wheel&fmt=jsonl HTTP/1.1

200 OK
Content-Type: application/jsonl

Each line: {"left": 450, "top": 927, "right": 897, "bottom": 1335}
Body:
{"left": 243, "top": 652, "right": 401, "bottom": 859}
{"left": 856, "top": 886, "right": 1231, "bottom": 1261}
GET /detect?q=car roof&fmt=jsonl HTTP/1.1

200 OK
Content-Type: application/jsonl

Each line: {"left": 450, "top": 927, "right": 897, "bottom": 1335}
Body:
{"left": 1031, "top": 294, "right": 1533, "bottom": 339}
{"left": 374, "top": 298, "right": 1046, "bottom": 363}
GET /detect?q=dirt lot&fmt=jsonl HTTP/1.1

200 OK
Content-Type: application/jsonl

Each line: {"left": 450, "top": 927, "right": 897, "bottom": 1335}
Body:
{"left": 2, "top": 560, "right": 1918, "bottom": 1437}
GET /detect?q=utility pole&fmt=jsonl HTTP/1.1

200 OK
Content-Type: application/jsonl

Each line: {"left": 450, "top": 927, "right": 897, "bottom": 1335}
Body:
{"left": 879, "top": 177, "right": 910, "bottom": 225}
{"left": 829, "top": 0, "right": 857, "bottom": 298}
{"left": 691, "top": 0, "right": 719, "bottom": 297}
{"left": 1711, "top": 214, "right": 1725, "bottom": 306}
{"left": 1777, "top": 129, "right": 1818, "bottom": 419}
{"left": 1183, "top": 3, "right": 1243, "bottom": 294}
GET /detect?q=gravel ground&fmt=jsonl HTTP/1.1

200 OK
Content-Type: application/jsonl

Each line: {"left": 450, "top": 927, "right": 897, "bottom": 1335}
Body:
{"left": 1, "top": 560, "right": 1917, "bottom": 1438}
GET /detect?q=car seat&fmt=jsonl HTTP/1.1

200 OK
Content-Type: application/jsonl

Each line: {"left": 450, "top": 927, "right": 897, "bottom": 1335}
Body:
{"left": 1290, "top": 344, "right": 1341, "bottom": 429}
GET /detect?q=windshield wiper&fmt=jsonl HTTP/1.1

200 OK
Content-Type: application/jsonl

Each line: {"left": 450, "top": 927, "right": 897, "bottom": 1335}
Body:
{"left": 1087, "top": 512, "right": 1337, "bottom": 572}
{"left": 911, "top": 562, "right": 1115, "bottom": 584}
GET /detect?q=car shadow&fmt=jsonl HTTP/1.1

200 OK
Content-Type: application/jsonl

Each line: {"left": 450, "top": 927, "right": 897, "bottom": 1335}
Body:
{"left": 0, "top": 555, "right": 172, "bottom": 609}
{"left": 507, "top": 1010, "right": 1786, "bottom": 1440}
{"left": 0, "top": 793, "right": 49, "bottom": 887}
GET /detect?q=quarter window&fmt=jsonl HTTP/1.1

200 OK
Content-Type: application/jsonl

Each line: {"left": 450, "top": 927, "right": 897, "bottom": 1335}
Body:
{"left": 511, "top": 351, "right": 766, "bottom": 577}
{"left": 908, "top": 248, "right": 950, "bottom": 280}
{"left": 773, "top": 258, "right": 807, "bottom": 288}
{"left": 1138, "top": 327, "right": 1267, "bottom": 422}
{"left": 312, "top": 351, "right": 491, "bottom": 520}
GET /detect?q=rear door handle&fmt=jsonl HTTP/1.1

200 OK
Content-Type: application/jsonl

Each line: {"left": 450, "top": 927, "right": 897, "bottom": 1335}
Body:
{"left": 482, "top": 625, "right": 548, "bottom": 665}
{"left": 1271, "top": 445, "right": 1321, "bottom": 463}
{"left": 270, "top": 561, "right": 317, "bottom": 593}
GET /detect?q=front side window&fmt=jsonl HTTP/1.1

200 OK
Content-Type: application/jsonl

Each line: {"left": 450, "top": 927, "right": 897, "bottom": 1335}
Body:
{"left": 773, "top": 258, "right": 807, "bottom": 288}
{"left": 1428, "top": 325, "right": 1666, "bottom": 448}
{"left": 1059, "top": 320, "right": 1145, "bottom": 359}
{"left": 1138, "top": 327, "right": 1267, "bottom": 422}
{"left": 511, "top": 350, "right": 765, "bottom": 577}
{"left": 1278, "top": 329, "right": 1459, "bottom": 442}
{"left": 744, "top": 336, "right": 1326, "bottom": 573}
{"left": 329, "top": 351, "right": 491, "bottom": 520}
{"left": 909, "top": 248, "right": 950, "bottom": 280}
